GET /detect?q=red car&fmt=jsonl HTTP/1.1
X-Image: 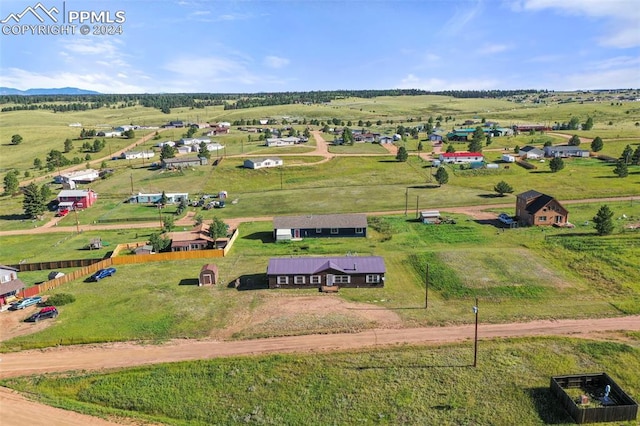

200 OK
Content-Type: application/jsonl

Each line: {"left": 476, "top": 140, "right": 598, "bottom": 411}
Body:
{"left": 56, "top": 209, "right": 70, "bottom": 217}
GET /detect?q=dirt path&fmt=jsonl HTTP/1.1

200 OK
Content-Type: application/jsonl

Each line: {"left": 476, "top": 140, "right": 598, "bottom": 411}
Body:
{"left": 1, "top": 315, "right": 639, "bottom": 380}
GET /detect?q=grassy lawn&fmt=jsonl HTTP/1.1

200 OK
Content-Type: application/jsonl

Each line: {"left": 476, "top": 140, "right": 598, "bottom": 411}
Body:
{"left": 2, "top": 336, "right": 638, "bottom": 425}
{"left": 2, "top": 209, "right": 638, "bottom": 351}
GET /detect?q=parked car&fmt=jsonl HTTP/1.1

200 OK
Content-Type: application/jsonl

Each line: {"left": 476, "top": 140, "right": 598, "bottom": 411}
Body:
{"left": 9, "top": 296, "right": 43, "bottom": 310}
{"left": 497, "top": 213, "right": 515, "bottom": 225}
{"left": 56, "top": 209, "right": 70, "bottom": 217}
{"left": 89, "top": 267, "right": 116, "bottom": 281}
{"left": 25, "top": 306, "right": 58, "bottom": 322}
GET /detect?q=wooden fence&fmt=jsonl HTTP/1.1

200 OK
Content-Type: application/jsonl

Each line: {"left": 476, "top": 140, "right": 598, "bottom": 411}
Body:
{"left": 15, "top": 229, "right": 239, "bottom": 298}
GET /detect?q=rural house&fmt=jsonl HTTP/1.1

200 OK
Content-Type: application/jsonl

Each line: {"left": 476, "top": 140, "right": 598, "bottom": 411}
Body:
{"left": 266, "top": 256, "right": 386, "bottom": 289}
{"left": 161, "top": 157, "right": 208, "bottom": 169}
{"left": 56, "top": 189, "right": 98, "bottom": 209}
{"left": 199, "top": 264, "right": 218, "bottom": 286}
{"left": 544, "top": 145, "right": 590, "bottom": 158}
{"left": 516, "top": 190, "right": 569, "bottom": 226}
{"left": 439, "top": 152, "right": 484, "bottom": 164}
{"left": 265, "top": 137, "right": 301, "bottom": 147}
{"left": 0, "top": 265, "right": 25, "bottom": 308}
{"left": 169, "top": 223, "right": 227, "bottom": 251}
{"left": 273, "top": 213, "right": 368, "bottom": 241}
{"left": 54, "top": 169, "right": 99, "bottom": 185}
{"left": 128, "top": 192, "right": 189, "bottom": 204}
{"left": 244, "top": 157, "right": 283, "bottom": 169}
{"left": 518, "top": 146, "right": 545, "bottom": 159}
{"left": 120, "top": 151, "right": 155, "bottom": 160}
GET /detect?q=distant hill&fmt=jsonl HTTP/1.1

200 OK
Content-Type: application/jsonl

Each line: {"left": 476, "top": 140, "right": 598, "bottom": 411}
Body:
{"left": 0, "top": 87, "right": 101, "bottom": 95}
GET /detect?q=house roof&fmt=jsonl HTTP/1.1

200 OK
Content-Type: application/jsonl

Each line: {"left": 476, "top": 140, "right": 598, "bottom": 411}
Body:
{"left": 520, "top": 146, "right": 544, "bottom": 153}
{"left": 441, "top": 152, "right": 483, "bottom": 158}
{"left": 0, "top": 265, "right": 18, "bottom": 272}
{"left": 57, "top": 189, "right": 95, "bottom": 198}
{"left": 517, "top": 190, "right": 543, "bottom": 200}
{"left": 0, "top": 278, "right": 26, "bottom": 295}
{"left": 170, "top": 223, "right": 214, "bottom": 243}
{"left": 273, "top": 213, "right": 367, "bottom": 229}
{"left": 245, "top": 157, "right": 282, "bottom": 164}
{"left": 525, "top": 194, "right": 554, "bottom": 214}
{"left": 545, "top": 145, "right": 588, "bottom": 152}
{"left": 267, "top": 256, "right": 386, "bottom": 275}
{"left": 162, "top": 156, "right": 204, "bottom": 164}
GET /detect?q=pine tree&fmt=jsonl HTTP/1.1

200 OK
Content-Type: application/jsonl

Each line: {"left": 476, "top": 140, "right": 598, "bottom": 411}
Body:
{"left": 468, "top": 126, "right": 484, "bottom": 152}
{"left": 592, "top": 205, "right": 614, "bottom": 236}
{"left": 620, "top": 145, "right": 633, "bottom": 164}
{"left": 396, "top": 146, "right": 408, "bottom": 162}
{"left": 3, "top": 170, "right": 19, "bottom": 195}
{"left": 613, "top": 160, "right": 628, "bottom": 178}
{"left": 435, "top": 167, "right": 449, "bottom": 186}
{"left": 23, "top": 182, "right": 46, "bottom": 219}
{"left": 549, "top": 157, "right": 565, "bottom": 173}
{"left": 632, "top": 146, "right": 640, "bottom": 165}
{"left": 494, "top": 181, "right": 514, "bottom": 196}
{"left": 590, "top": 136, "right": 603, "bottom": 152}
{"left": 568, "top": 135, "right": 581, "bottom": 146}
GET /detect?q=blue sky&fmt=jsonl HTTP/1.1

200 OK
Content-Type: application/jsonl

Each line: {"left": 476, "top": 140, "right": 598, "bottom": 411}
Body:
{"left": 0, "top": 0, "right": 638, "bottom": 93}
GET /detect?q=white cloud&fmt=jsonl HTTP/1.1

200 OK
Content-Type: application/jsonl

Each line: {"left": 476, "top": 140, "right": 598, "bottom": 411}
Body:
{"left": 0, "top": 68, "right": 148, "bottom": 93}
{"left": 478, "top": 43, "right": 511, "bottom": 55}
{"left": 398, "top": 74, "right": 500, "bottom": 90}
{"left": 264, "top": 55, "right": 290, "bottom": 69}
{"left": 564, "top": 68, "right": 640, "bottom": 90}
{"left": 441, "top": 0, "right": 484, "bottom": 36}
{"left": 60, "top": 38, "right": 123, "bottom": 56}
{"left": 509, "top": 0, "right": 640, "bottom": 47}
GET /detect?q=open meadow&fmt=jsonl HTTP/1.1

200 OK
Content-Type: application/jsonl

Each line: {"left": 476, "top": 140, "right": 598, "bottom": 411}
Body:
{"left": 1, "top": 335, "right": 638, "bottom": 425}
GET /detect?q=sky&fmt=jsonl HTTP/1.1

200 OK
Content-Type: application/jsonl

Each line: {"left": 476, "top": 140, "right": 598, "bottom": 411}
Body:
{"left": 0, "top": 0, "right": 638, "bottom": 93}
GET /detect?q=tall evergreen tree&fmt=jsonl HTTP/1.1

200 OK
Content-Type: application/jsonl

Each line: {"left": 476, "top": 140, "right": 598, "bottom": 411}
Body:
{"left": 592, "top": 205, "right": 614, "bottom": 236}
{"left": 23, "top": 182, "right": 46, "bottom": 219}
{"left": 632, "top": 146, "right": 640, "bottom": 165}
{"left": 468, "top": 126, "right": 484, "bottom": 152}
{"left": 549, "top": 157, "right": 565, "bottom": 173}
{"left": 493, "top": 181, "right": 514, "bottom": 196}
{"left": 568, "top": 135, "right": 581, "bottom": 146}
{"left": 434, "top": 167, "right": 449, "bottom": 186}
{"left": 3, "top": 170, "right": 19, "bottom": 195}
{"left": 613, "top": 160, "right": 628, "bottom": 178}
{"left": 590, "top": 136, "right": 603, "bottom": 152}
{"left": 620, "top": 145, "right": 633, "bottom": 164}
{"left": 396, "top": 146, "right": 408, "bottom": 162}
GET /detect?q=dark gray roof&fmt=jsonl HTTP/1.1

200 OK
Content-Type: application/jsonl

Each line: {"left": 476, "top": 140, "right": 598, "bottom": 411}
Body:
{"left": 267, "top": 256, "right": 385, "bottom": 275}
{"left": 0, "top": 279, "right": 25, "bottom": 296}
{"left": 273, "top": 213, "right": 367, "bottom": 229}
{"left": 545, "top": 145, "right": 588, "bottom": 152}
{"left": 520, "top": 145, "right": 543, "bottom": 153}
{"left": 517, "top": 190, "right": 543, "bottom": 200}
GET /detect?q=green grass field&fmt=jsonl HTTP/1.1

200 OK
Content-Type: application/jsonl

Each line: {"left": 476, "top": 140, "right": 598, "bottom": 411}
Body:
{"left": 2, "top": 336, "right": 638, "bottom": 425}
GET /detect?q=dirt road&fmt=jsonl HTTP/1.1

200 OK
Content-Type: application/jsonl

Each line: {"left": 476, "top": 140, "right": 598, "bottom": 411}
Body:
{"left": 2, "top": 315, "right": 639, "bottom": 379}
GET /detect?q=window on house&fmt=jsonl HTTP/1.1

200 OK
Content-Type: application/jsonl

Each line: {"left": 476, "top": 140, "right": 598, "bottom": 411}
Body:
{"left": 316, "top": 228, "right": 322, "bottom": 233}
{"left": 334, "top": 275, "right": 350, "bottom": 284}
{"left": 538, "top": 216, "right": 547, "bottom": 221}
{"left": 294, "top": 276, "right": 305, "bottom": 284}
{"left": 356, "top": 228, "right": 364, "bottom": 233}
{"left": 366, "top": 274, "right": 381, "bottom": 283}
{"left": 277, "top": 276, "right": 288, "bottom": 285}
{"left": 310, "top": 275, "right": 321, "bottom": 284}
{"left": 331, "top": 228, "right": 339, "bottom": 234}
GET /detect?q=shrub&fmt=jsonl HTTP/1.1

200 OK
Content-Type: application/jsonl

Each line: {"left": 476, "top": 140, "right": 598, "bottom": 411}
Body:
{"left": 43, "top": 293, "right": 76, "bottom": 306}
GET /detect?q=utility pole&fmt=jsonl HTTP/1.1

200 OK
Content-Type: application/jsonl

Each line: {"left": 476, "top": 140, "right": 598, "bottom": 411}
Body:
{"left": 279, "top": 167, "right": 283, "bottom": 190}
{"left": 74, "top": 208, "right": 80, "bottom": 233}
{"left": 130, "top": 174, "right": 134, "bottom": 194}
{"left": 415, "top": 195, "right": 420, "bottom": 219}
{"left": 404, "top": 188, "right": 408, "bottom": 216}
{"left": 473, "top": 298, "right": 479, "bottom": 368}
{"left": 425, "top": 264, "right": 429, "bottom": 309}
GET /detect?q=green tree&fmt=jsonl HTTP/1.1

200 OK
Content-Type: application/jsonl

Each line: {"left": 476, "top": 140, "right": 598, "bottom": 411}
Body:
{"left": 194, "top": 214, "right": 204, "bottom": 226}
{"left": 568, "top": 135, "right": 581, "bottom": 146}
{"left": 209, "top": 217, "right": 228, "bottom": 248}
{"left": 123, "top": 129, "right": 135, "bottom": 139}
{"left": 11, "top": 134, "right": 23, "bottom": 145}
{"left": 3, "top": 170, "right": 19, "bottom": 195}
{"left": 33, "top": 158, "right": 42, "bottom": 170}
{"left": 568, "top": 116, "right": 580, "bottom": 130}
{"left": 396, "top": 146, "right": 408, "bottom": 162}
{"left": 149, "top": 232, "right": 171, "bottom": 252}
{"left": 40, "top": 184, "right": 52, "bottom": 202}
{"left": 620, "top": 145, "right": 633, "bottom": 164}
{"left": 434, "top": 167, "right": 449, "bottom": 186}
{"left": 513, "top": 145, "right": 520, "bottom": 153}
{"left": 341, "top": 127, "right": 354, "bottom": 145}
{"left": 23, "top": 182, "right": 46, "bottom": 219}
{"left": 632, "top": 146, "right": 640, "bottom": 165}
{"left": 198, "top": 141, "right": 211, "bottom": 159}
{"left": 592, "top": 205, "right": 614, "bottom": 236}
{"left": 162, "top": 214, "right": 175, "bottom": 232}
{"left": 493, "top": 181, "right": 514, "bottom": 197}
{"left": 468, "top": 127, "right": 484, "bottom": 152}
{"left": 446, "top": 144, "right": 455, "bottom": 153}
{"left": 159, "top": 191, "right": 169, "bottom": 206}
{"left": 582, "top": 116, "right": 594, "bottom": 130}
{"left": 303, "top": 127, "right": 311, "bottom": 138}
{"left": 417, "top": 141, "right": 423, "bottom": 152}
{"left": 64, "top": 138, "right": 74, "bottom": 153}
{"left": 613, "top": 160, "right": 628, "bottom": 178}
{"left": 549, "top": 157, "right": 565, "bottom": 173}
{"left": 100, "top": 160, "right": 108, "bottom": 169}
{"left": 160, "top": 144, "right": 176, "bottom": 160}
{"left": 590, "top": 136, "right": 603, "bottom": 152}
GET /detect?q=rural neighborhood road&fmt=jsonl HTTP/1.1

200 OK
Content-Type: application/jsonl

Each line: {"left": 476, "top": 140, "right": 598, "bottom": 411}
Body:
{"left": 1, "top": 315, "right": 640, "bottom": 425}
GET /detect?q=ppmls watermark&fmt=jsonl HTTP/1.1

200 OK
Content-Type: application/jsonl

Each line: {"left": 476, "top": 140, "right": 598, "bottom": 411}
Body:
{"left": 1, "top": 2, "right": 125, "bottom": 36}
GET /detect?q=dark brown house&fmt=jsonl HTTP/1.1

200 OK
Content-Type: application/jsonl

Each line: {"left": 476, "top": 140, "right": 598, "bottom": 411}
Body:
{"left": 516, "top": 190, "right": 569, "bottom": 226}
{"left": 199, "top": 264, "right": 218, "bottom": 286}
{"left": 266, "top": 256, "right": 385, "bottom": 289}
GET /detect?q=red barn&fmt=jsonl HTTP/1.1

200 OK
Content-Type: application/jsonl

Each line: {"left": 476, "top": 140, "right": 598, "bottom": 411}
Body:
{"left": 56, "top": 189, "right": 98, "bottom": 209}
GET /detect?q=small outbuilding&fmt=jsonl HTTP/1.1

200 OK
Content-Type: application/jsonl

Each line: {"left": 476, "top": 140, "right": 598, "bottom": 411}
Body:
{"left": 48, "top": 271, "right": 65, "bottom": 280}
{"left": 199, "top": 264, "right": 219, "bottom": 286}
